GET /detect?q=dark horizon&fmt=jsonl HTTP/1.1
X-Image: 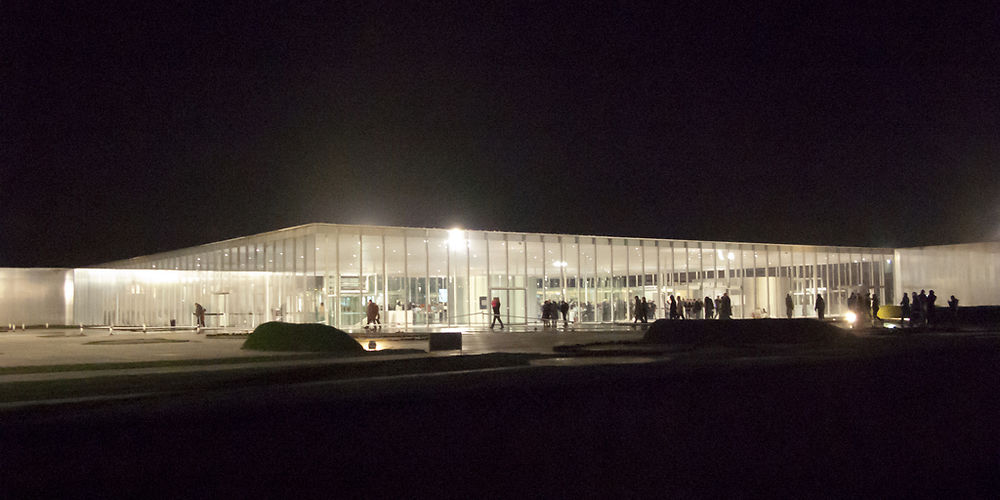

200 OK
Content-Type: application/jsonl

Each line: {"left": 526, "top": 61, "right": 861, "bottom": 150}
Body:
{"left": 4, "top": 1, "right": 999, "bottom": 268}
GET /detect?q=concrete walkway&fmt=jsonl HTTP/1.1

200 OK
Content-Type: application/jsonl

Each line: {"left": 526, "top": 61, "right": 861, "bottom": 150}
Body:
{"left": 0, "top": 326, "right": 646, "bottom": 384}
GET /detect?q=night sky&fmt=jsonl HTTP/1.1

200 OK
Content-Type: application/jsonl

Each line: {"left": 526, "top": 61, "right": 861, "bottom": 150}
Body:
{"left": 4, "top": 1, "right": 999, "bottom": 267}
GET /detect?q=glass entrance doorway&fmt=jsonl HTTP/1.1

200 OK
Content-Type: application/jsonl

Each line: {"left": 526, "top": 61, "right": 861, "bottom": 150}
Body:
{"left": 340, "top": 293, "right": 363, "bottom": 327}
{"left": 488, "top": 288, "right": 526, "bottom": 325}
{"left": 211, "top": 292, "right": 229, "bottom": 327}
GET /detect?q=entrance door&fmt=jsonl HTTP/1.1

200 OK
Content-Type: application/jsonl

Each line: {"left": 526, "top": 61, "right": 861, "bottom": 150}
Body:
{"left": 489, "top": 288, "right": 526, "bottom": 325}
{"left": 340, "top": 293, "right": 363, "bottom": 327}
{"left": 211, "top": 292, "right": 229, "bottom": 327}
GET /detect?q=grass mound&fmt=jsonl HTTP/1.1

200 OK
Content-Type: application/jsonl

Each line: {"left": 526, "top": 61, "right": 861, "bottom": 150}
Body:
{"left": 242, "top": 322, "right": 364, "bottom": 353}
{"left": 643, "top": 318, "right": 848, "bottom": 345}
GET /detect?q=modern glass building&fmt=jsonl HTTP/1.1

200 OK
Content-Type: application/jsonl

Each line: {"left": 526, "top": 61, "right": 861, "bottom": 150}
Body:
{"left": 67, "top": 223, "right": 900, "bottom": 329}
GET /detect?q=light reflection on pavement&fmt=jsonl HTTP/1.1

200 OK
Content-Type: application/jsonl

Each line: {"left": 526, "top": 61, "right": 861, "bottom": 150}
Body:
{"left": 528, "top": 356, "right": 661, "bottom": 366}
{"left": 359, "top": 328, "right": 646, "bottom": 354}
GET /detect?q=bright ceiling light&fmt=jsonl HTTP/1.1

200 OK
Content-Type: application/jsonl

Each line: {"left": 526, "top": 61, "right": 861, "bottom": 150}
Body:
{"left": 448, "top": 228, "right": 465, "bottom": 247}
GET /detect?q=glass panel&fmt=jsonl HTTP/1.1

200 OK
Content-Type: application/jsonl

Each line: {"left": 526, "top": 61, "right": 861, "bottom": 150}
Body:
{"left": 385, "top": 235, "right": 408, "bottom": 327}
{"left": 317, "top": 233, "right": 335, "bottom": 325}
{"left": 449, "top": 230, "right": 469, "bottom": 326}
{"left": 489, "top": 239, "right": 507, "bottom": 289}
{"left": 526, "top": 239, "right": 544, "bottom": 324}
{"left": 338, "top": 232, "right": 362, "bottom": 327}
{"left": 579, "top": 239, "right": 596, "bottom": 322}
{"left": 507, "top": 239, "right": 526, "bottom": 324}
{"left": 427, "top": 231, "right": 448, "bottom": 325}
{"left": 765, "top": 245, "right": 780, "bottom": 318}
{"left": 688, "top": 245, "right": 701, "bottom": 311}
{"left": 642, "top": 241, "right": 658, "bottom": 319}
{"left": 882, "top": 252, "right": 894, "bottom": 305}
{"left": 673, "top": 243, "right": 688, "bottom": 315}
{"left": 406, "top": 233, "right": 427, "bottom": 326}
{"left": 830, "top": 250, "right": 843, "bottom": 316}
{"left": 469, "top": 236, "right": 488, "bottom": 326}
{"left": 596, "top": 240, "right": 612, "bottom": 322}
{"left": 361, "top": 233, "right": 383, "bottom": 326}
{"left": 737, "top": 245, "right": 749, "bottom": 318}
{"left": 612, "top": 240, "right": 627, "bottom": 321}
{"left": 564, "top": 238, "right": 580, "bottom": 323}
{"left": 628, "top": 242, "right": 642, "bottom": 320}
{"left": 543, "top": 236, "right": 562, "bottom": 306}
{"left": 660, "top": 244, "right": 674, "bottom": 309}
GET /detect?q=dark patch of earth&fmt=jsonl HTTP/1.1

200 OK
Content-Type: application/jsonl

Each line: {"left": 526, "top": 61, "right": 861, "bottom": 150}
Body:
{"left": 83, "top": 338, "right": 191, "bottom": 345}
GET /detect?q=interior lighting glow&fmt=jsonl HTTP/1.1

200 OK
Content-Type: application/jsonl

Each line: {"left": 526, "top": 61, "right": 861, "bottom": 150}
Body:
{"left": 447, "top": 229, "right": 465, "bottom": 247}
{"left": 63, "top": 276, "right": 74, "bottom": 305}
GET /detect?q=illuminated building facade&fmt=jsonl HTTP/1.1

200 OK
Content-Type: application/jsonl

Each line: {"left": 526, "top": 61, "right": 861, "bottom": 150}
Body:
{"left": 2, "top": 223, "right": 996, "bottom": 328}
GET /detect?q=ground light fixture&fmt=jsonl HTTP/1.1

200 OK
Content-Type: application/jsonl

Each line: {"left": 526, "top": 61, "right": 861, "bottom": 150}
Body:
{"left": 844, "top": 311, "right": 857, "bottom": 326}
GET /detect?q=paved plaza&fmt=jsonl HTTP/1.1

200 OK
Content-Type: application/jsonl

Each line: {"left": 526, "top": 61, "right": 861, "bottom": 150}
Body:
{"left": 0, "top": 325, "right": 646, "bottom": 375}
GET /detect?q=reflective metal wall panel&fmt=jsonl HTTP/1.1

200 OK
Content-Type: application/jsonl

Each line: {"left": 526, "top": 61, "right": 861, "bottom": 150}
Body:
{"left": 897, "top": 242, "right": 1000, "bottom": 307}
{"left": 0, "top": 268, "right": 73, "bottom": 326}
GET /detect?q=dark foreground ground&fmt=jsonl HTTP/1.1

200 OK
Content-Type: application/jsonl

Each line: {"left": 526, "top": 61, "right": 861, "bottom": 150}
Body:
{"left": 2, "top": 334, "right": 999, "bottom": 498}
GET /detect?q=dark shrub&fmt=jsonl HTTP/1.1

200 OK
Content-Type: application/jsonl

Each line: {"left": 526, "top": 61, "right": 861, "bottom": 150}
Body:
{"left": 243, "top": 322, "right": 364, "bottom": 353}
{"left": 644, "top": 318, "right": 847, "bottom": 345}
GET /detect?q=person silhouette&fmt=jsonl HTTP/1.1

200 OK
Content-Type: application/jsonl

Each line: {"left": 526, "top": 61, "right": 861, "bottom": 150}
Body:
{"left": 194, "top": 303, "right": 206, "bottom": 328}
{"left": 900, "top": 293, "right": 911, "bottom": 328}
{"left": 366, "top": 300, "right": 380, "bottom": 328}
{"left": 927, "top": 290, "right": 937, "bottom": 325}
{"left": 948, "top": 295, "right": 959, "bottom": 324}
{"left": 871, "top": 293, "right": 880, "bottom": 327}
{"left": 720, "top": 292, "right": 732, "bottom": 320}
{"left": 490, "top": 296, "right": 504, "bottom": 329}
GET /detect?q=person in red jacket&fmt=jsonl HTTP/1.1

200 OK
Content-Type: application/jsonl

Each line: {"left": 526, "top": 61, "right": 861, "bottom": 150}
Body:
{"left": 490, "top": 296, "right": 504, "bottom": 329}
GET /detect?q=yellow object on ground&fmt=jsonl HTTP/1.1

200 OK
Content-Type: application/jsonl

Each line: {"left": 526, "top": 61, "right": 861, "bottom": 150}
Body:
{"left": 877, "top": 305, "right": 902, "bottom": 320}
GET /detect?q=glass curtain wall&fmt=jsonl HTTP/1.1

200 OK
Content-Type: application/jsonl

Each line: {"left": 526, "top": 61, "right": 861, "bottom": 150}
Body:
{"left": 611, "top": 240, "right": 627, "bottom": 321}
{"left": 89, "top": 224, "right": 896, "bottom": 329}
{"left": 469, "top": 236, "right": 488, "bottom": 326}
{"left": 427, "top": 230, "right": 449, "bottom": 325}
{"left": 580, "top": 239, "right": 597, "bottom": 322}
{"left": 642, "top": 241, "right": 658, "bottom": 319}
{"left": 564, "top": 238, "right": 580, "bottom": 322}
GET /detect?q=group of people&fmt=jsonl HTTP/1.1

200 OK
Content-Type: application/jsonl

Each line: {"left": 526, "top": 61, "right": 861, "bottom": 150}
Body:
{"left": 370, "top": 289, "right": 961, "bottom": 331}
{"left": 632, "top": 296, "right": 651, "bottom": 324}
{"left": 658, "top": 293, "right": 734, "bottom": 320}
{"left": 899, "top": 289, "right": 959, "bottom": 327}
{"left": 845, "top": 291, "right": 880, "bottom": 326}
{"left": 540, "top": 299, "right": 570, "bottom": 327}
{"left": 785, "top": 293, "right": 828, "bottom": 320}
